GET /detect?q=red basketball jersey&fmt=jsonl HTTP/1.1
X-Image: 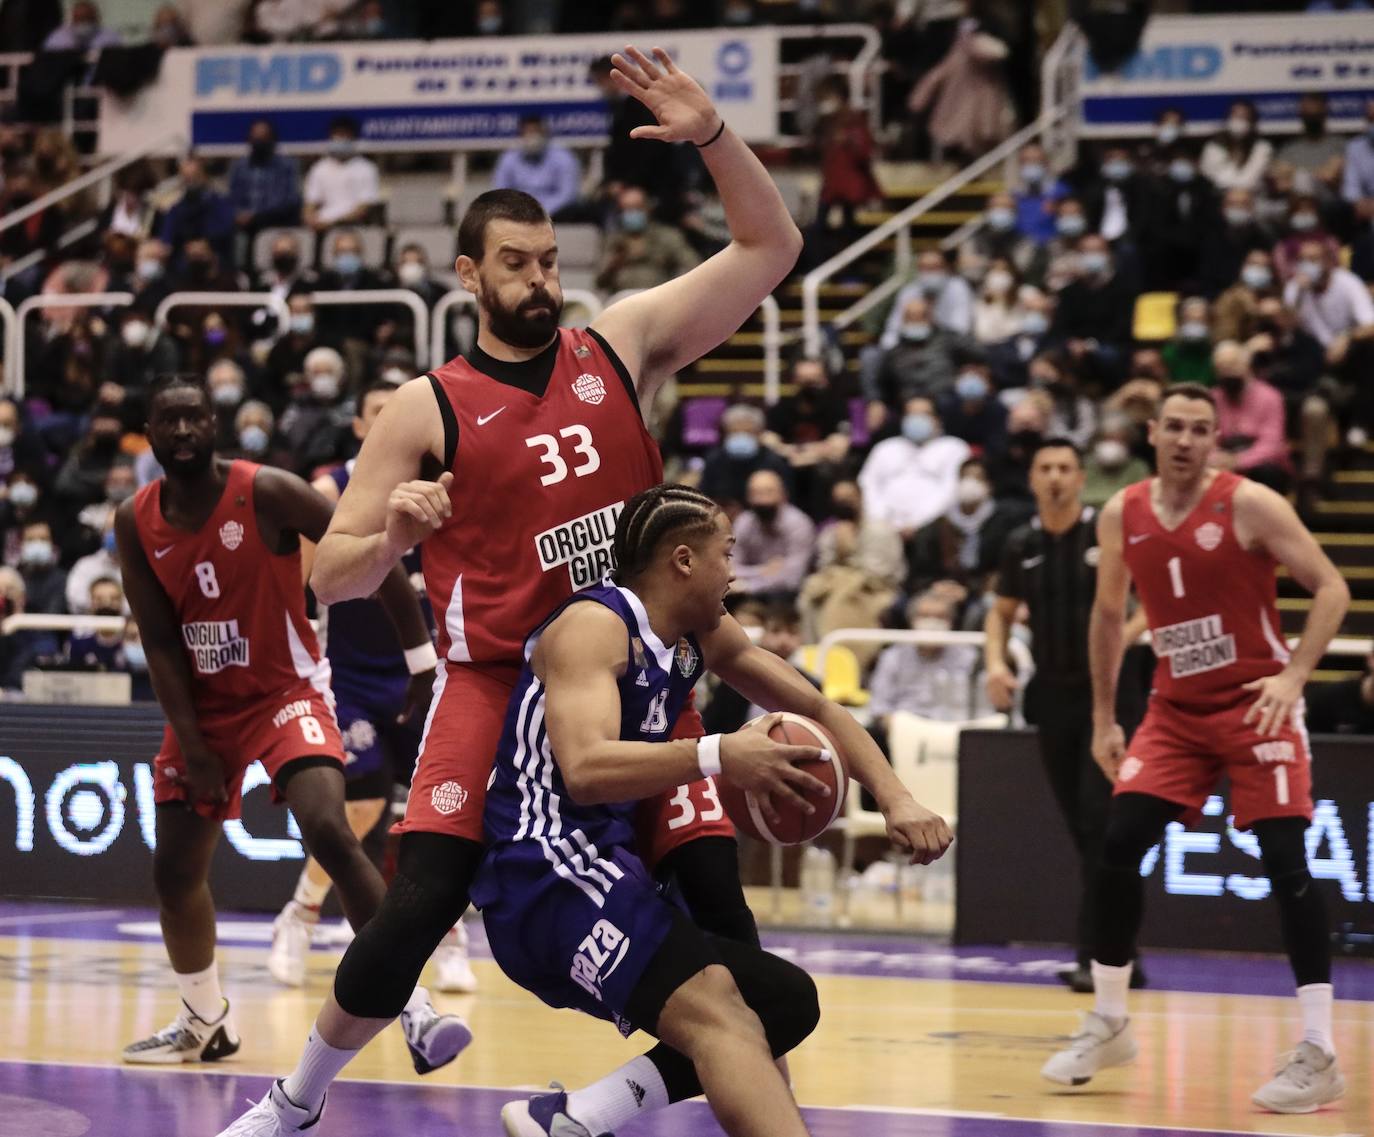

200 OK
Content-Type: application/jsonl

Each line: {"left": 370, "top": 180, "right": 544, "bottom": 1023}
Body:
{"left": 1121, "top": 470, "right": 1289, "bottom": 706}
{"left": 424, "top": 328, "right": 664, "bottom": 668}
{"left": 132, "top": 459, "right": 329, "bottom": 715}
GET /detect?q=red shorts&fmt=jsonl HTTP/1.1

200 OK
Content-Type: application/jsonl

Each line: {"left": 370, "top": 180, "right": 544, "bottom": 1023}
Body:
{"left": 399, "top": 663, "right": 736, "bottom": 858}
{"left": 1115, "top": 695, "right": 1314, "bottom": 831}
{"left": 154, "top": 681, "right": 345, "bottom": 821}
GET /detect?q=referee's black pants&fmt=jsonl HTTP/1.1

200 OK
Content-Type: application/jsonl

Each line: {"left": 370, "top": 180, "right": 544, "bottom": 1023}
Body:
{"left": 1025, "top": 649, "right": 1151, "bottom": 965}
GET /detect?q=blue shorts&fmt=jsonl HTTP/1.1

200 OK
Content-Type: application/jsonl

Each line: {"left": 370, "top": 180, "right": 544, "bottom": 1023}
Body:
{"left": 331, "top": 668, "right": 420, "bottom": 786}
{"left": 474, "top": 838, "right": 683, "bottom": 1036}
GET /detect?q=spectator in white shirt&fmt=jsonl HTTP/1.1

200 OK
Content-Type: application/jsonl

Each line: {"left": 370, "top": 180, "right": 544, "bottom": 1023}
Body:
{"left": 1199, "top": 99, "right": 1274, "bottom": 192}
{"left": 858, "top": 395, "right": 971, "bottom": 538}
{"left": 303, "top": 117, "right": 380, "bottom": 232}
{"left": 868, "top": 590, "right": 992, "bottom": 726}
{"left": 1283, "top": 238, "right": 1374, "bottom": 353}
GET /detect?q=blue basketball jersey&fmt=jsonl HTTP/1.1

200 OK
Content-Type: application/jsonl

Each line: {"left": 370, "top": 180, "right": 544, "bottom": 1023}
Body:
{"left": 477, "top": 581, "right": 705, "bottom": 873}
{"left": 319, "top": 461, "right": 430, "bottom": 680}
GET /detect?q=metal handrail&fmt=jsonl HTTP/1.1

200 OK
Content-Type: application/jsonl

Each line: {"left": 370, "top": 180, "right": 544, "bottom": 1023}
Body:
{"left": 153, "top": 291, "right": 291, "bottom": 334}
{"left": 0, "top": 297, "right": 15, "bottom": 394}
{"left": 308, "top": 288, "right": 430, "bottom": 369}
{"left": 0, "top": 133, "right": 183, "bottom": 238}
{"left": 429, "top": 288, "right": 605, "bottom": 368}
{"left": 800, "top": 110, "right": 1064, "bottom": 357}
{"left": 11, "top": 292, "right": 133, "bottom": 398}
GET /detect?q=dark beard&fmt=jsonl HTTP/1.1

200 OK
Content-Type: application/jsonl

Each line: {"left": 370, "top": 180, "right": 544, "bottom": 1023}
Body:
{"left": 482, "top": 284, "right": 562, "bottom": 350}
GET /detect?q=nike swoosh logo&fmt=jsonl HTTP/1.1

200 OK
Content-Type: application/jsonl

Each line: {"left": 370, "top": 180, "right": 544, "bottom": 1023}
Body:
{"left": 1021, "top": 556, "right": 1044, "bottom": 569}
{"left": 154, "top": 546, "right": 173, "bottom": 559}
{"left": 476, "top": 407, "right": 506, "bottom": 426}
{"left": 1128, "top": 534, "right": 1151, "bottom": 545}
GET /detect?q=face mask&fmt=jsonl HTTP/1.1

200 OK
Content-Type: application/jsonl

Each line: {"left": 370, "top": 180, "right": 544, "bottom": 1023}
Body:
{"left": 830, "top": 500, "right": 858, "bottom": 522}
{"left": 1020, "top": 162, "right": 1045, "bottom": 185}
{"left": 1179, "top": 320, "right": 1210, "bottom": 342}
{"left": 621, "top": 209, "right": 648, "bottom": 233}
{"left": 986, "top": 207, "right": 1015, "bottom": 232}
{"left": 902, "top": 413, "right": 934, "bottom": 444}
{"left": 1218, "top": 374, "right": 1244, "bottom": 396}
{"left": 1227, "top": 116, "right": 1252, "bottom": 139}
{"left": 204, "top": 326, "right": 227, "bottom": 346}
{"left": 0, "top": 427, "right": 13, "bottom": 448}
{"left": 93, "top": 604, "right": 121, "bottom": 618}
{"left": 239, "top": 424, "right": 270, "bottom": 454}
{"left": 1021, "top": 311, "right": 1049, "bottom": 336}
{"left": 1297, "top": 258, "right": 1324, "bottom": 282}
{"left": 1056, "top": 213, "right": 1086, "bottom": 238}
{"left": 382, "top": 366, "right": 410, "bottom": 385}
{"left": 1103, "top": 158, "right": 1132, "bottom": 182}
{"left": 136, "top": 258, "right": 162, "bottom": 281}
{"left": 955, "top": 371, "right": 989, "bottom": 401}
{"left": 123, "top": 642, "right": 146, "bottom": 670}
{"left": 477, "top": 15, "right": 502, "bottom": 32}
{"left": 310, "top": 373, "right": 341, "bottom": 401}
{"left": 723, "top": 431, "right": 759, "bottom": 460}
{"left": 335, "top": 252, "right": 362, "bottom": 276}
{"left": 9, "top": 482, "right": 37, "bottom": 509}
{"left": 212, "top": 383, "right": 244, "bottom": 406}
{"left": 20, "top": 538, "right": 54, "bottom": 567}
{"left": 101, "top": 529, "right": 119, "bottom": 554}
{"left": 818, "top": 98, "right": 842, "bottom": 116}
{"left": 363, "top": 15, "right": 385, "bottom": 34}
{"left": 271, "top": 252, "right": 299, "bottom": 276}
{"left": 1157, "top": 124, "right": 1180, "bottom": 146}
{"left": 1224, "top": 207, "right": 1252, "bottom": 227}
{"left": 724, "top": 5, "right": 751, "bottom": 22}
{"left": 900, "top": 322, "right": 932, "bottom": 342}
{"left": 1094, "top": 439, "right": 1128, "bottom": 469}
{"left": 751, "top": 503, "right": 779, "bottom": 525}
{"left": 1291, "top": 212, "right": 1319, "bottom": 232}
{"left": 106, "top": 484, "right": 133, "bottom": 505}
{"left": 521, "top": 135, "right": 547, "bottom": 158}
{"left": 186, "top": 258, "right": 211, "bottom": 281}
{"left": 290, "top": 313, "right": 315, "bottom": 336}
{"left": 329, "top": 139, "right": 356, "bottom": 160}
{"left": 984, "top": 269, "right": 1013, "bottom": 296}
{"left": 1079, "top": 250, "right": 1109, "bottom": 276}
{"left": 1168, "top": 159, "right": 1195, "bottom": 183}
{"left": 914, "top": 616, "right": 952, "bottom": 633}
{"left": 1241, "top": 264, "right": 1271, "bottom": 289}
{"left": 121, "top": 321, "right": 150, "bottom": 349}
{"left": 398, "top": 261, "right": 426, "bottom": 287}
{"left": 918, "top": 270, "right": 948, "bottom": 294}
{"left": 957, "top": 476, "right": 989, "bottom": 508}
{"left": 1301, "top": 114, "right": 1325, "bottom": 136}
{"left": 250, "top": 140, "right": 275, "bottom": 163}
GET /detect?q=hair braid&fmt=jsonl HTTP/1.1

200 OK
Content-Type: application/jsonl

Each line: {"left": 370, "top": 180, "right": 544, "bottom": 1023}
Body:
{"left": 613, "top": 484, "right": 720, "bottom": 584}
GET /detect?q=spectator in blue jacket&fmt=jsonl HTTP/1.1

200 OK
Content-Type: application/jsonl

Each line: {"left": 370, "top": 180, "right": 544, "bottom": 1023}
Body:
{"left": 228, "top": 120, "right": 302, "bottom": 245}
{"left": 160, "top": 155, "right": 236, "bottom": 269}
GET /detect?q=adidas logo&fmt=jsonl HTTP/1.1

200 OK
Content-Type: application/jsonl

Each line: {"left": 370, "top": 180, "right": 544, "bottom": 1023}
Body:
{"left": 628, "top": 1079, "right": 646, "bottom": 1108}
{"left": 635, "top": 670, "right": 649, "bottom": 687}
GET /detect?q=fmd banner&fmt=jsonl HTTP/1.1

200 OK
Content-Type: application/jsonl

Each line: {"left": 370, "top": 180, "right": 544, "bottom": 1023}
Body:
{"left": 1079, "top": 12, "right": 1374, "bottom": 134}
{"left": 99, "top": 31, "right": 777, "bottom": 153}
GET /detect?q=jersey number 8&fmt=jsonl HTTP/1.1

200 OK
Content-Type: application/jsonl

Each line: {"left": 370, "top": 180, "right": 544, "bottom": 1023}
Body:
{"left": 526, "top": 425, "right": 601, "bottom": 487}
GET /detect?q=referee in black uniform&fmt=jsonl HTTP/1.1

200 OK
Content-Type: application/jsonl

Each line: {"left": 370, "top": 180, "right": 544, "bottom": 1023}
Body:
{"left": 983, "top": 438, "right": 1150, "bottom": 991}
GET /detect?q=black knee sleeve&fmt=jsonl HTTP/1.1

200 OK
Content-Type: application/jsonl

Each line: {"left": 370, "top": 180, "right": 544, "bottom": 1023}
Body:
{"left": 1255, "top": 817, "right": 1331, "bottom": 987}
{"left": 656, "top": 837, "right": 760, "bottom": 947}
{"left": 332, "top": 832, "right": 482, "bottom": 1019}
{"left": 1094, "top": 794, "right": 1182, "bottom": 968}
{"left": 714, "top": 937, "right": 820, "bottom": 1058}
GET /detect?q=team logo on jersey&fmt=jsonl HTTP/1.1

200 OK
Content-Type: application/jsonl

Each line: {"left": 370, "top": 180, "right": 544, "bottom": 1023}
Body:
{"left": 345, "top": 719, "right": 377, "bottom": 754}
{"left": 219, "top": 520, "right": 245, "bottom": 551}
{"left": 575, "top": 344, "right": 592, "bottom": 359}
{"left": 676, "top": 638, "right": 698, "bottom": 677}
{"left": 1194, "top": 521, "right": 1223, "bottom": 552}
{"left": 572, "top": 372, "right": 606, "bottom": 406}
{"left": 1084, "top": 546, "right": 1100, "bottom": 567}
{"left": 431, "top": 780, "right": 468, "bottom": 816}
{"left": 1118, "top": 756, "right": 1143, "bottom": 783}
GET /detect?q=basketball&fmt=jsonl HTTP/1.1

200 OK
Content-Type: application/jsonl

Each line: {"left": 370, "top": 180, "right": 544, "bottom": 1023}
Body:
{"left": 717, "top": 713, "right": 848, "bottom": 846}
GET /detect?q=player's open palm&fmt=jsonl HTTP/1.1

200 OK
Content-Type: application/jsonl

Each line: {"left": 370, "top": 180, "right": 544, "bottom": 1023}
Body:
{"left": 386, "top": 471, "right": 454, "bottom": 549}
{"left": 721, "top": 712, "right": 831, "bottom": 828}
{"left": 611, "top": 46, "right": 719, "bottom": 146}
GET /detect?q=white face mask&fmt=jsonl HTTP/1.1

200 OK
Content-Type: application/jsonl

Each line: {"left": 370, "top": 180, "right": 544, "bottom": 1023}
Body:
{"left": 310, "top": 373, "right": 341, "bottom": 401}
{"left": 382, "top": 367, "right": 410, "bottom": 385}
{"left": 121, "top": 321, "right": 150, "bottom": 349}
{"left": 0, "top": 427, "right": 14, "bottom": 448}
{"left": 914, "top": 616, "right": 952, "bottom": 632}
{"left": 1094, "top": 439, "right": 1129, "bottom": 469}
{"left": 984, "top": 269, "right": 1014, "bottom": 296}
{"left": 397, "top": 261, "right": 426, "bottom": 287}
{"left": 20, "top": 538, "right": 54, "bottom": 567}
{"left": 8, "top": 482, "right": 37, "bottom": 509}
{"left": 212, "top": 383, "right": 244, "bottom": 407}
{"left": 957, "top": 476, "right": 990, "bottom": 508}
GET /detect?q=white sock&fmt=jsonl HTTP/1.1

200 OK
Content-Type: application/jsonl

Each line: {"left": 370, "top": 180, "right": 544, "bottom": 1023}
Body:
{"left": 175, "top": 962, "right": 225, "bottom": 1023}
{"left": 281, "top": 1027, "right": 358, "bottom": 1113}
{"left": 1091, "top": 960, "right": 1132, "bottom": 1025}
{"left": 292, "top": 871, "right": 332, "bottom": 915}
{"left": 1296, "top": 982, "right": 1335, "bottom": 1056}
{"left": 565, "top": 1055, "right": 670, "bottom": 1134}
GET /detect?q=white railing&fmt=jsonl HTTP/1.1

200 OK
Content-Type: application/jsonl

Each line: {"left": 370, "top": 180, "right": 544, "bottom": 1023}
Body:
{"left": 0, "top": 297, "right": 15, "bottom": 393}
{"left": 11, "top": 292, "right": 133, "bottom": 398}
{"left": 153, "top": 291, "right": 291, "bottom": 347}
{"left": 309, "top": 288, "right": 431, "bottom": 369}
{"left": 775, "top": 24, "right": 883, "bottom": 145}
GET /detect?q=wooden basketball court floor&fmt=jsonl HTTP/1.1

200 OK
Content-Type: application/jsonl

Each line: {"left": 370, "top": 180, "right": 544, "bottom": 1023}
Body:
{"left": 0, "top": 899, "right": 1369, "bottom": 1137}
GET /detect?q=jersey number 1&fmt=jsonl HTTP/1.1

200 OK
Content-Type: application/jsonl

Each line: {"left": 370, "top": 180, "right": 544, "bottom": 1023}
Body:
{"left": 1167, "top": 556, "right": 1185, "bottom": 599}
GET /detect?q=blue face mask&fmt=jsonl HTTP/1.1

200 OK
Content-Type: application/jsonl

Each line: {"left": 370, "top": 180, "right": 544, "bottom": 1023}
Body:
{"left": 335, "top": 252, "right": 361, "bottom": 276}
{"left": 1169, "top": 159, "right": 1195, "bottom": 183}
{"left": 918, "top": 271, "right": 948, "bottom": 294}
{"left": 986, "top": 207, "right": 1015, "bottom": 232}
{"left": 1021, "top": 311, "right": 1049, "bottom": 336}
{"left": 123, "top": 642, "right": 147, "bottom": 670}
{"left": 902, "top": 414, "right": 934, "bottom": 444}
{"left": 1079, "top": 251, "right": 1109, "bottom": 276}
{"left": 620, "top": 209, "right": 648, "bottom": 233}
{"left": 1241, "top": 264, "right": 1271, "bottom": 289}
{"left": 723, "top": 431, "right": 759, "bottom": 459}
{"left": 1103, "top": 159, "right": 1132, "bottom": 182}
{"left": 901, "top": 322, "right": 932, "bottom": 342}
{"left": 955, "top": 372, "right": 989, "bottom": 401}
{"left": 102, "top": 530, "right": 118, "bottom": 555}
{"left": 1020, "top": 163, "right": 1045, "bottom": 185}
{"left": 239, "top": 424, "right": 270, "bottom": 454}
{"left": 1056, "top": 214, "right": 1086, "bottom": 238}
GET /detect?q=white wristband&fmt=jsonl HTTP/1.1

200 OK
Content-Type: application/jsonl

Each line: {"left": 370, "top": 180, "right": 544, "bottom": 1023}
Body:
{"left": 403, "top": 641, "right": 439, "bottom": 675}
{"left": 696, "top": 733, "right": 723, "bottom": 779}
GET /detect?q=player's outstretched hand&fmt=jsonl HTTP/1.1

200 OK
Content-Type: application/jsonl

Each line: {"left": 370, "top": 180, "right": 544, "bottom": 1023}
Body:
{"left": 1091, "top": 722, "right": 1126, "bottom": 783}
{"left": 1242, "top": 670, "right": 1303, "bottom": 737}
{"left": 721, "top": 712, "right": 831, "bottom": 829}
{"left": 386, "top": 471, "right": 453, "bottom": 550}
{"left": 882, "top": 795, "right": 953, "bottom": 866}
{"left": 611, "top": 46, "right": 721, "bottom": 146}
{"left": 399, "top": 668, "right": 436, "bottom": 724}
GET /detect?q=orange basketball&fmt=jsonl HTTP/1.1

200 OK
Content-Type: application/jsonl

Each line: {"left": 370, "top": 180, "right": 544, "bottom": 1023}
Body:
{"left": 717, "top": 713, "right": 848, "bottom": 846}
